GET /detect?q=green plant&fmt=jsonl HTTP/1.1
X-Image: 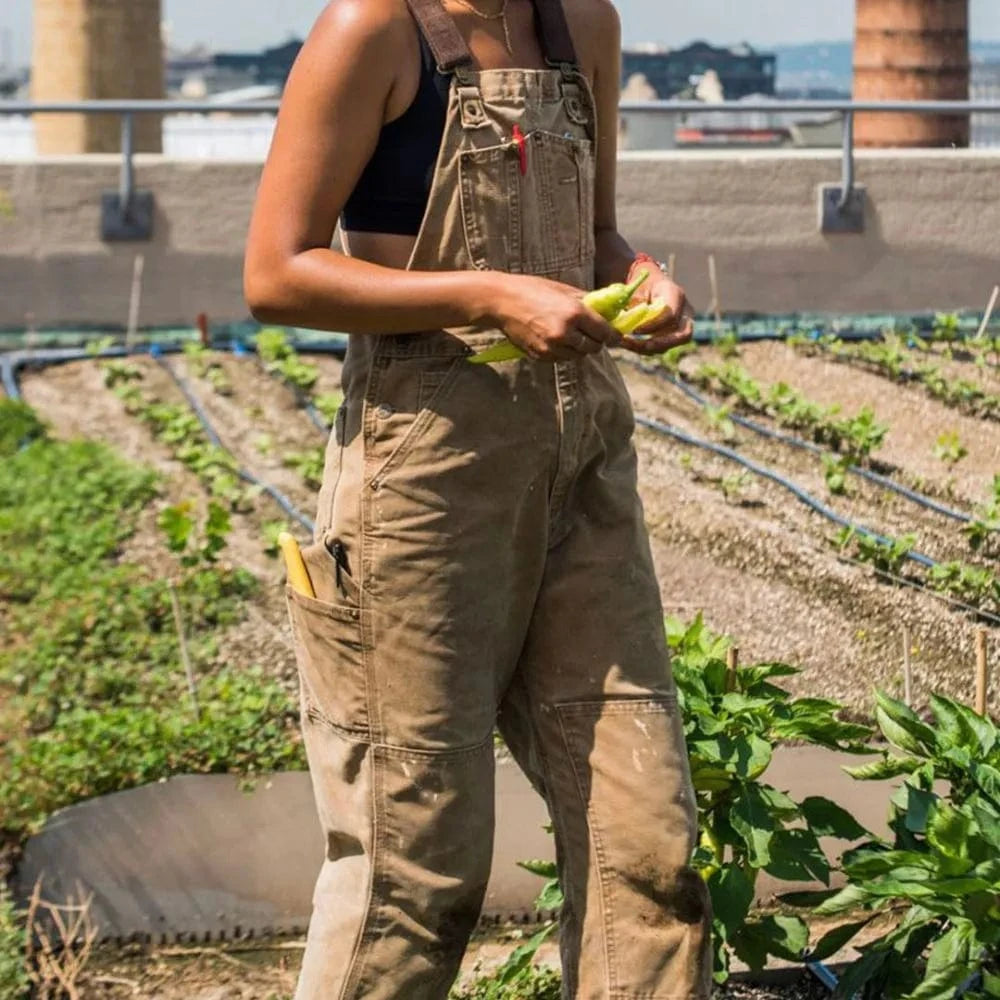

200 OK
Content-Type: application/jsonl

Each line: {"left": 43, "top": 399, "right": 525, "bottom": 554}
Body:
{"left": 823, "top": 453, "right": 851, "bottom": 496}
{"left": 158, "top": 500, "right": 232, "bottom": 567}
{"left": 667, "top": 614, "right": 872, "bottom": 982}
{"left": 792, "top": 692, "right": 1000, "bottom": 999}
{"left": 720, "top": 470, "right": 751, "bottom": 502}
{"left": 0, "top": 410, "right": 302, "bottom": 839}
{"left": 262, "top": 521, "right": 290, "bottom": 558}
{"left": 0, "top": 400, "right": 46, "bottom": 457}
{"left": 0, "top": 889, "right": 28, "bottom": 1000}
{"left": 314, "top": 392, "right": 345, "bottom": 428}
{"left": 84, "top": 335, "right": 116, "bottom": 357}
{"left": 932, "top": 312, "right": 962, "bottom": 343}
{"left": 256, "top": 328, "right": 320, "bottom": 393}
{"left": 101, "top": 359, "right": 144, "bottom": 388}
{"left": 704, "top": 403, "right": 737, "bottom": 442}
{"left": 934, "top": 431, "right": 968, "bottom": 468}
{"left": 183, "top": 341, "right": 233, "bottom": 395}
{"left": 836, "top": 527, "right": 917, "bottom": 578}
{"left": 283, "top": 448, "right": 325, "bottom": 490}
{"left": 450, "top": 951, "right": 561, "bottom": 1000}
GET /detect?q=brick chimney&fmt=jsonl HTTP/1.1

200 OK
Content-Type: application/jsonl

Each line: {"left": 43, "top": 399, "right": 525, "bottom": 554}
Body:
{"left": 32, "top": 0, "right": 164, "bottom": 154}
{"left": 854, "top": 0, "right": 969, "bottom": 147}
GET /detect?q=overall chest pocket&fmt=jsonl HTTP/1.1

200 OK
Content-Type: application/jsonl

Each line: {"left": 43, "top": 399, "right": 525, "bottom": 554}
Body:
{"left": 458, "top": 129, "right": 595, "bottom": 277}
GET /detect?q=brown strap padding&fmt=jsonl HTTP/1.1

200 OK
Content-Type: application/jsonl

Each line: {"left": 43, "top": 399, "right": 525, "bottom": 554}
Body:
{"left": 529, "top": 0, "right": 579, "bottom": 67}
{"left": 403, "top": 0, "right": 475, "bottom": 72}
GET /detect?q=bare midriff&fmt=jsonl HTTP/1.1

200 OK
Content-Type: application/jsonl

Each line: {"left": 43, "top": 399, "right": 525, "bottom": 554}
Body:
{"left": 340, "top": 230, "right": 421, "bottom": 272}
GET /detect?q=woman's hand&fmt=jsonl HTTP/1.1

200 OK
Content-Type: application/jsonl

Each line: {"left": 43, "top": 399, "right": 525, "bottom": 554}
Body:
{"left": 487, "top": 273, "right": 622, "bottom": 363}
{"left": 618, "top": 262, "right": 695, "bottom": 357}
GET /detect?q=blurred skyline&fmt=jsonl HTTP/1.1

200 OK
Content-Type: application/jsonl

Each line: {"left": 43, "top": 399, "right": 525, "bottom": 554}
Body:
{"left": 3, "top": 0, "right": 1000, "bottom": 67}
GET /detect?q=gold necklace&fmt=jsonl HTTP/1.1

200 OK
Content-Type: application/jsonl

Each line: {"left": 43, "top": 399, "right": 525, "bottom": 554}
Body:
{"left": 450, "top": 0, "right": 514, "bottom": 56}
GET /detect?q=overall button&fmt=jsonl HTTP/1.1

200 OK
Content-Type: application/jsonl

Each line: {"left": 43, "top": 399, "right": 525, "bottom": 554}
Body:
{"left": 376, "top": 403, "right": 395, "bottom": 419}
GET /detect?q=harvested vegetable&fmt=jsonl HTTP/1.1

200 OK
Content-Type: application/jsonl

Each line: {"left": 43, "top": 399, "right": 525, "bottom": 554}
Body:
{"left": 469, "top": 270, "right": 657, "bottom": 364}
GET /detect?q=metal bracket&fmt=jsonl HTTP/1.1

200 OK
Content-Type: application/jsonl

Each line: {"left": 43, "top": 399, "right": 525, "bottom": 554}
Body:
{"left": 819, "top": 183, "right": 866, "bottom": 233}
{"left": 820, "top": 109, "right": 865, "bottom": 234}
{"left": 101, "top": 112, "right": 154, "bottom": 241}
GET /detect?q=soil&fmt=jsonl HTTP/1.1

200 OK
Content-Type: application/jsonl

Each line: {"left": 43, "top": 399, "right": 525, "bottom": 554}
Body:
{"left": 78, "top": 931, "right": 834, "bottom": 999}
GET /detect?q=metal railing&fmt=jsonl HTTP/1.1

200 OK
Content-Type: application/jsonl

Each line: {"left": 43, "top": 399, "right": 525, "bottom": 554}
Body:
{"left": 3, "top": 98, "right": 1000, "bottom": 237}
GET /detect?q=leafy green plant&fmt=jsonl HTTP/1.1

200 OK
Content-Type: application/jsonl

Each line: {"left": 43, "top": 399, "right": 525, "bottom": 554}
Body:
{"left": 823, "top": 453, "right": 851, "bottom": 496}
{"left": 101, "top": 359, "right": 144, "bottom": 388}
{"left": 932, "top": 312, "right": 962, "bottom": 343}
{"left": 720, "top": 470, "right": 752, "bottom": 502}
{"left": 183, "top": 341, "right": 233, "bottom": 396}
{"left": 791, "top": 692, "right": 1000, "bottom": 999}
{"left": 0, "top": 889, "right": 28, "bottom": 1000}
{"left": 450, "top": 951, "right": 561, "bottom": 1000}
{"left": 835, "top": 527, "right": 917, "bottom": 578}
{"left": 667, "top": 614, "right": 872, "bottom": 982}
{"left": 283, "top": 448, "right": 325, "bottom": 490}
{"left": 158, "top": 500, "right": 232, "bottom": 567}
{"left": 0, "top": 400, "right": 46, "bottom": 457}
{"left": 0, "top": 410, "right": 302, "bottom": 839}
{"left": 704, "top": 403, "right": 737, "bottom": 442}
{"left": 314, "top": 392, "right": 345, "bottom": 428}
{"left": 256, "top": 328, "right": 320, "bottom": 393}
{"left": 262, "top": 521, "right": 290, "bottom": 558}
{"left": 934, "top": 431, "right": 968, "bottom": 468}
{"left": 84, "top": 335, "right": 116, "bottom": 357}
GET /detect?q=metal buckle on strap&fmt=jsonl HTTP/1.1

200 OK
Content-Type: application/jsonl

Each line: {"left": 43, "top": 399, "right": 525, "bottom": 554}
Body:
{"left": 457, "top": 85, "right": 488, "bottom": 129}
{"left": 559, "top": 81, "right": 591, "bottom": 128}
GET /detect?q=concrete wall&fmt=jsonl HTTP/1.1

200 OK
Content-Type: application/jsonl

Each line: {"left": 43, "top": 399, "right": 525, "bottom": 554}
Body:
{"left": 1, "top": 149, "right": 999, "bottom": 328}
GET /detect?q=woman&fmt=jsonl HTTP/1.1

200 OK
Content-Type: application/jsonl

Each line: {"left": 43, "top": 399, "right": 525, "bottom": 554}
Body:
{"left": 244, "top": 0, "right": 711, "bottom": 997}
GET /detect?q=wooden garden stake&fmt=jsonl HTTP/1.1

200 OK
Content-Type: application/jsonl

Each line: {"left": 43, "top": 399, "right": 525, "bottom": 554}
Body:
{"left": 169, "top": 581, "right": 200, "bottom": 720}
{"left": 725, "top": 646, "right": 739, "bottom": 693}
{"left": 125, "top": 253, "right": 145, "bottom": 349}
{"left": 667, "top": 253, "right": 677, "bottom": 280}
{"left": 708, "top": 253, "right": 723, "bottom": 339}
{"left": 975, "top": 284, "right": 999, "bottom": 341}
{"left": 902, "top": 626, "right": 913, "bottom": 707}
{"left": 975, "top": 627, "right": 989, "bottom": 716}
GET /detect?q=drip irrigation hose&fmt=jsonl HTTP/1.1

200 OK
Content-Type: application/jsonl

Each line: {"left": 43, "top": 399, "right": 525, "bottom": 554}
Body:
{"left": 643, "top": 364, "right": 973, "bottom": 525}
{"left": 633, "top": 413, "right": 938, "bottom": 571}
{"left": 152, "top": 351, "right": 315, "bottom": 535}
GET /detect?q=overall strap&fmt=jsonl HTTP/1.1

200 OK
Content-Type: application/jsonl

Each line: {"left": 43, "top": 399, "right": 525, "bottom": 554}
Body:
{"left": 529, "top": 0, "right": 579, "bottom": 68}
{"left": 403, "top": 0, "right": 475, "bottom": 74}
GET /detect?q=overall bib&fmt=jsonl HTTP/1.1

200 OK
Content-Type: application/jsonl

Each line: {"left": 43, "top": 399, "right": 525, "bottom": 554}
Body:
{"left": 288, "top": 1, "right": 711, "bottom": 996}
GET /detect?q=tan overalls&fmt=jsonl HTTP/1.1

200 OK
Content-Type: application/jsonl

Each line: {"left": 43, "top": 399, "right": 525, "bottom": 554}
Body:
{"left": 287, "top": 0, "right": 711, "bottom": 995}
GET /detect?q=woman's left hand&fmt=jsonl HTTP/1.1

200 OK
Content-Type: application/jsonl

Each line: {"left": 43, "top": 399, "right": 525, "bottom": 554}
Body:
{"left": 618, "top": 263, "right": 695, "bottom": 357}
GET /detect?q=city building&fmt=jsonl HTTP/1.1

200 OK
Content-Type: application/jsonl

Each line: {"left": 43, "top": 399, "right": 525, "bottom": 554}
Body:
{"left": 621, "top": 41, "right": 777, "bottom": 101}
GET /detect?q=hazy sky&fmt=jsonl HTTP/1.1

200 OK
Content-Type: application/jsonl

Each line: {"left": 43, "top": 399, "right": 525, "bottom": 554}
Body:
{"left": 3, "top": 0, "right": 1000, "bottom": 66}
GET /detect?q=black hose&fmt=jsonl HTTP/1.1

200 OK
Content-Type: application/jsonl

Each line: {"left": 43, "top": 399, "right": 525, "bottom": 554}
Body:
{"left": 153, "top": 353, "right": 315, "bottom": 534}
{"left": 650, "top": 366, "right": 973, "bottom": 524}
{"left": 633, "top": 413, "right": 938, "bottom": 571}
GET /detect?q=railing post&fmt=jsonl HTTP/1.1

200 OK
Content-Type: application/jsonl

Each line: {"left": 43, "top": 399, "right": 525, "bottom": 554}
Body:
{"left": 119, "top": 111, "right": 134, "bottom": 216}
{"left": 819, "top": 108, "right": 865, "bottom": 233}
{"left": 100, "top": 109, "right": 153, "bottom": 241}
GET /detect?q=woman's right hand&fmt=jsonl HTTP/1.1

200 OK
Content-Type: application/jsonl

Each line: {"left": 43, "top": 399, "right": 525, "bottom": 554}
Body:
{"left": 484, "top": 273, "right": 621, "bottom": 362}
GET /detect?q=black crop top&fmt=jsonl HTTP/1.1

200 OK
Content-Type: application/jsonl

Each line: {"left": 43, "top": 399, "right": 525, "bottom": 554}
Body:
{"left": 340, "top": 31, "right": 450, "bottom": 236}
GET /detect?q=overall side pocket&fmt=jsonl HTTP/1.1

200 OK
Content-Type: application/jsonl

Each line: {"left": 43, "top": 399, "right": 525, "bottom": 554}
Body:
{"left": 287, "top": 586, "right": 369, "bottom": 738}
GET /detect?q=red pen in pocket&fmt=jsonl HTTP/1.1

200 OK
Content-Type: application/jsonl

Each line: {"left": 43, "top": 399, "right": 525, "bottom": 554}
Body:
{"left": 512, "top": 125, "right": 528, "bottom": 176}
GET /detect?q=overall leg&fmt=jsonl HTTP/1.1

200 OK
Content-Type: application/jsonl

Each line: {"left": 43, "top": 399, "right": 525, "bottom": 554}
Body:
{"left": 294, "top": 336, "right": 559, "bottom": 1000}
{"left": 498, "top": 355, "right": 712, "bottom": 1000}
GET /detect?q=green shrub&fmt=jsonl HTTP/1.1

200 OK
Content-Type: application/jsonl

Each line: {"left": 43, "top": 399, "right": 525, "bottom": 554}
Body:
{"left": 794, "top": 692, "right": 1000, "bottom": 999}
{"left": 0, "top": 400, "right": 46, "bottom": 458}
{"left": 0, "top": 410, "right": 303, "bottom": 839}
{"left": 0, "top": 889, "right": 28, "bottom": 1000}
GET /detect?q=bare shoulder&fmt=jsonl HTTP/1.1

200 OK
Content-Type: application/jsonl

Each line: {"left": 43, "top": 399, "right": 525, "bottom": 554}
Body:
{"left": 301, "top": 0, "right": 416, "bottom": 65}
{"left": 560, "top": 0, "right": 621, "bottom": 84}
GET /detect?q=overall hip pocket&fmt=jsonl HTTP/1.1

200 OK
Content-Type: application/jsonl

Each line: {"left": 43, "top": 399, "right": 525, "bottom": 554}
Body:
{"left": 287, "top": 585, "right": 369, "bottom": 738}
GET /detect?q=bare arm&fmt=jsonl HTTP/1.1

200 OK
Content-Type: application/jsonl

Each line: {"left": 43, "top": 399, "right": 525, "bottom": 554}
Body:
{"left": 244, "top": 0, "right": 496, "bottom": 334}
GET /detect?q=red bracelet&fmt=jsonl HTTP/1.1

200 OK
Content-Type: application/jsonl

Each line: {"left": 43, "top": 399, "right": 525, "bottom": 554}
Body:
{"left": 627, "top": 252, "right": 666, "bottom": 283}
